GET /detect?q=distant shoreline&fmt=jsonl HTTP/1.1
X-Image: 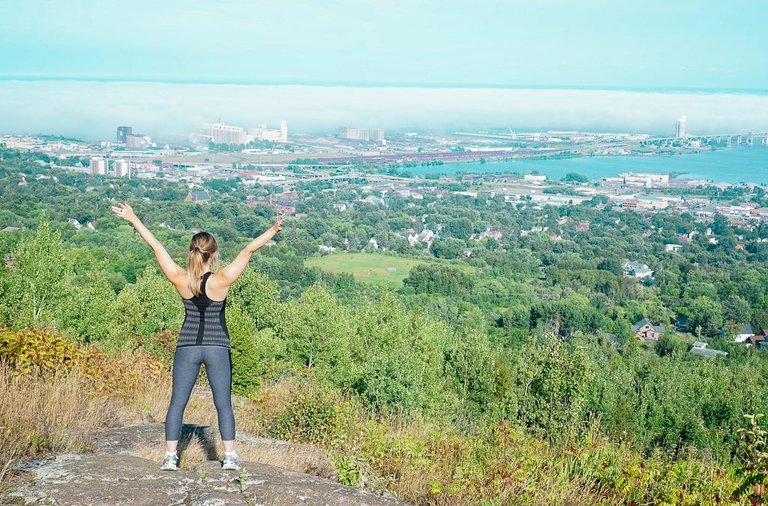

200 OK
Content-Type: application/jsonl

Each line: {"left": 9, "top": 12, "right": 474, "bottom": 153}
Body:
{"left": 1, "top": 76, "right": 767, "bottom": 96}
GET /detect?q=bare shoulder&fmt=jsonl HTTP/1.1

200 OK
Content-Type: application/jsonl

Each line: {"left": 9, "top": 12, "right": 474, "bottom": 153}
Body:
{"left": 173, "top": 270, "right": 193, "bottom": 298}
{"left": 205, "top": 271, "right": 230, "bottom": 300}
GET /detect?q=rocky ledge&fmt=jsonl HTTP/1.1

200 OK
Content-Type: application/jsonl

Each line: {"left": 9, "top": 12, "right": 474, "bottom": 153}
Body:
{"left": 2, "top": 423, "right": 408, "bottom": 506}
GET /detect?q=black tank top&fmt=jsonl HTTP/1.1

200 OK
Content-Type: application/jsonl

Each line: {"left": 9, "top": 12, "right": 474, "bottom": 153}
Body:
{"left": 178, "top": 271, "right": 231, "bottom": 349}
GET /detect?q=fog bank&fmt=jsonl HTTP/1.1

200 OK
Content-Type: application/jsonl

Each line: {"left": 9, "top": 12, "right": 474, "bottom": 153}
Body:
{"left": 1, "top": 80, "right": 767, "bottom": 143}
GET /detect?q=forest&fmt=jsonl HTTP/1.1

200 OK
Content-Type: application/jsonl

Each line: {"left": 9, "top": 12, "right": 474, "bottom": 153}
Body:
{"left": 1, "top": 147, "right": 767, "bottom": 504}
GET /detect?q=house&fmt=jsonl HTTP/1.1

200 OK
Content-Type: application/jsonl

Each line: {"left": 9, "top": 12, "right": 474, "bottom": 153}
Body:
{"left": 472, "top": 227, "right": 504, "bottom": 241}
{"left": 733, "top": 323, "right": 755, "bottom": 343}
{"left": 690, "top": 341, "right": 728, "bottom": 358}
{"left": 576, "top": 220, "right": 590, "bottom": 232}
{"left": 665, "top": 244, "right": 683, "bottom": 253}
{"left": 405, "top": 229, "right": 436, "bottom": 247}
{"left": 318, "top": 245, "right": 336, "bottom": 254}
{"left": 185, "top": 190, "right": 210, "bottom": 204}
{"left": 0, "top": 226, "right": 21, "bottom": 233}
{"left": 743, "top": 331, "right": 768, "bottom": 350}
{"left": 632, "top": 318, "right": 666, "bottom": 341}
{"left": 622, "top": 260, "right": 654, "bottom": 279}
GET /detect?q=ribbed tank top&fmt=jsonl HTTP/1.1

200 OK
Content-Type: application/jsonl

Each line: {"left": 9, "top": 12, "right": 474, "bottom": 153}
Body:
{"left": 178, "top": 271, "right": 231, "bottom": 349}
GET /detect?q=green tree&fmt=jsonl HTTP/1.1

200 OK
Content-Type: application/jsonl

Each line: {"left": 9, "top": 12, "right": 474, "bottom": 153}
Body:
{"left": 0, "top": 220, "right": 71, "bottom": 327}
{"left": 687, "top": 296, "right": 724, "bottom": 338}
{"left": 109, "top": 265, "right": 184, "bottom": 348}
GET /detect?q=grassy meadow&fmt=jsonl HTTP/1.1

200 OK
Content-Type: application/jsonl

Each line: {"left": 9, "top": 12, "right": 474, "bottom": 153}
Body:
{"left": 305, "top": 252, "right": 471, "bottom": 288}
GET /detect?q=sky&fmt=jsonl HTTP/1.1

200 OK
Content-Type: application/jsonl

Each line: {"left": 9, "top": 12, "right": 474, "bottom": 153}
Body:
{"left": 1, "top": 0, "right": 767, "bottom": 139}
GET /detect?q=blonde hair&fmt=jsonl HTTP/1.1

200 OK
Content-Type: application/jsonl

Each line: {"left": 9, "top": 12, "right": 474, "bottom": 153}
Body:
{"left": 187, "top": 231, "right": 219, "bottom": 297}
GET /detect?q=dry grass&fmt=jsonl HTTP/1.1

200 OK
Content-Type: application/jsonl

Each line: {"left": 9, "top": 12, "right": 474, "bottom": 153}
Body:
{"left": 0, "top": 363, "right": 118, "bottom": 482}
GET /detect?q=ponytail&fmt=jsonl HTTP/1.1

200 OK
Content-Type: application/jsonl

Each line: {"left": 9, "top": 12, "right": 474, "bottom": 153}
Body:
{"left": 187, "top": 232, "right": 219, "bottom": 297}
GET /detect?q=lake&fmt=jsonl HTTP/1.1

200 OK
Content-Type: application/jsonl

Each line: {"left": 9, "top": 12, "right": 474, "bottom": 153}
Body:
{"left": 409, "top": 147, "right": 768, "bottom": 185}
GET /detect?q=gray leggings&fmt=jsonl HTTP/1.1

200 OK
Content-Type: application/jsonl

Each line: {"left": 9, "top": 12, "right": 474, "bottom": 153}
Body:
{"left": 165, "top": 346, "right": 236, "bottom": 441}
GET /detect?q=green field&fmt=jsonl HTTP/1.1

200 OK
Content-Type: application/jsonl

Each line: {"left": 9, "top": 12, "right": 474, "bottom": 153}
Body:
{"left": 305, "top": 252, "right": 462, "bottom": 288}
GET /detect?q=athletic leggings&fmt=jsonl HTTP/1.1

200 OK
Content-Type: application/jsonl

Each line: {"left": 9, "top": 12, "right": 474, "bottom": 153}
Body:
{"left": 164, "top": 346, "right": 236, "bottom": 441}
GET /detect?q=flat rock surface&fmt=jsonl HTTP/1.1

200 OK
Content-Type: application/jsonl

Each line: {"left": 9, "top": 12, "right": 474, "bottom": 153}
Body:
{"left": 2, "top": 424, "right": 408, "bottom": 506}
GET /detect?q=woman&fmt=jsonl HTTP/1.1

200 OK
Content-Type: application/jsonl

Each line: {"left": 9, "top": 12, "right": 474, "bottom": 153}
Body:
{"left": 111, "top": 201, "right": 284, "bottom": 471}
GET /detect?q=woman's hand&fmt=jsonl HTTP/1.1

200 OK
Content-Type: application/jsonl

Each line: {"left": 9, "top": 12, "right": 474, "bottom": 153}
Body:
{"left": 271, "top": 215, "right": 285, "bottom": 234}
{"left": 111, "top": 202, "right": 138, "bottom": 224}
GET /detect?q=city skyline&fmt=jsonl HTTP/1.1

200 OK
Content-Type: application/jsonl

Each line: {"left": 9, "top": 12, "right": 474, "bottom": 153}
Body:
{"left": 2, "top": 80, "right": 768, "bottom": 142}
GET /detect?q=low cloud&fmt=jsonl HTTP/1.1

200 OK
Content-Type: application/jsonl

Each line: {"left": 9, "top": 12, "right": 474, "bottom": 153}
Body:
{"left": 1, "top": 80, "right": 767, "bottom": 142}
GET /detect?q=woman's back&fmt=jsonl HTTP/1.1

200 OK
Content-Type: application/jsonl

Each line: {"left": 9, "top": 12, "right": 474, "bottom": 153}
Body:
{"left": 178, "top": 271, "right": 231, "bottom": 349}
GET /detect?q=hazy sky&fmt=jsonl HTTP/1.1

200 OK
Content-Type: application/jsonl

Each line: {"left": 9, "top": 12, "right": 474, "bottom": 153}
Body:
{"left": 1, "top": 0, "right": 767, "bottom": 139}
{"left": 2, "top": 0, "right": 767, "bottom": 88}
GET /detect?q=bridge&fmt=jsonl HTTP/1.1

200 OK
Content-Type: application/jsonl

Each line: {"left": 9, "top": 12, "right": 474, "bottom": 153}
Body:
{"left": 646, "top": 132, "right": 768, "bottom": 146}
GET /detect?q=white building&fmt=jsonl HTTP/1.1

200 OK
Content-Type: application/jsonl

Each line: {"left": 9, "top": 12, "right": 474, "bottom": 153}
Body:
{"left": 205, "top": 122, "right": 247, "bottom": 144}
{"left": 113, "top": 160, "right": 131, "bottom": 177}
{"left": 619, "top": 173, "right": 670, "bottom": 188}
{"left": 622, "top": 260, "right": 654, "bottom": 279}
{"left": 125, "top": 134, "right": 153, "bottom": 150}
{"left": 90, "top": 158, "right": 107, "bottom": 175}
{"left": 523, "top": 174, "right": 547, "bottom": 183}
{"left": 247, "top": 121, "right": 288, "bottom": 143}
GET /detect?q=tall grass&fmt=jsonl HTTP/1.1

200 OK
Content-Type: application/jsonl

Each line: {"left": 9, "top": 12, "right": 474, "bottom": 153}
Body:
{"left": 0, "top": 364, "right": 113, "bottom": 481}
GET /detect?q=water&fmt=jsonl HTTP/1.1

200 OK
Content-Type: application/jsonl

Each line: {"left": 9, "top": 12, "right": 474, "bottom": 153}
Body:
{"left": 409, "top": 147, "right": 768, "bottom": 185}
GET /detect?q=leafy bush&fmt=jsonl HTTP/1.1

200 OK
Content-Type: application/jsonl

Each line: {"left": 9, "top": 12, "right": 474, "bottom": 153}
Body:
{"left": 733, "top": 413, "right": 768, "bottom": 502}
{"left": 0, "top": 325, "right": 163, "bottom": 398}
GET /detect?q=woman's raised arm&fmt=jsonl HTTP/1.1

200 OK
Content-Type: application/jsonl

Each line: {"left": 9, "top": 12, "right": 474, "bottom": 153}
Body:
{"left": 217, "top": 216, "right": 284, "bottom": 286}
{"left": 111, "top": 202, "right": 185, "bottom": 283}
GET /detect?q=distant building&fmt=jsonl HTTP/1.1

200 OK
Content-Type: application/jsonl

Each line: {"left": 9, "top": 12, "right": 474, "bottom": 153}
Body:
{"left": 622, "top": 260, "right": 653, "bottom": 279}
{"left": 116, "top": 126, "right": 132, "bottom": 143}
{"left": 619, "top": 173, "right": 669, "bottom": 188}
{"left": 125, "top": 134, "right": 152, "bottom": 150}
{"left": 247, "top": 121, "right": 288, "bottom": 143}
{"left": 665, "top": 243, "right": 683, "bottom": 253}
{"left": 113, "top": 160, "right": 131, "bottom": 178}
{"left": 90, "top": 158, "right": 107, "bottom": 175}
{"left": 632, "top": 318, "right": 666, "bottom": 342}
{"left": 675, "top": 115, "right": 687, "bottom": 139}
{"left": 743, "top": 331, "right": 768, "bottom": 350}
{"left": 523, "top": 174, "right": 547, "bottom": 183}
{"left": 690, "top": 341, "right": 728, "bottom": 358}
{"left": 733, "top": 323, "right": 755, "bottom": 343}
{"left": 185, "top": 190, "right": 211, "bottom": 204}
{"left": 205, "top": 122, "right": 247, "bottom": 145}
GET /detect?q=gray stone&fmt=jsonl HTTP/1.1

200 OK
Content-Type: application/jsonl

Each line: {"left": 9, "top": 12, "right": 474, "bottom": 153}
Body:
{"left": 2, "top": 424, "right": 409, "bottom": 506}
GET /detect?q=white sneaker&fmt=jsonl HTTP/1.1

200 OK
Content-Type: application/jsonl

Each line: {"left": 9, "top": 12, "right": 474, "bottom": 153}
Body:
{"left": 221, "top": 453, "right": 241, "bottom": 471}
{"left": 160, "top": 453, "right": 179, "bottom": 471}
